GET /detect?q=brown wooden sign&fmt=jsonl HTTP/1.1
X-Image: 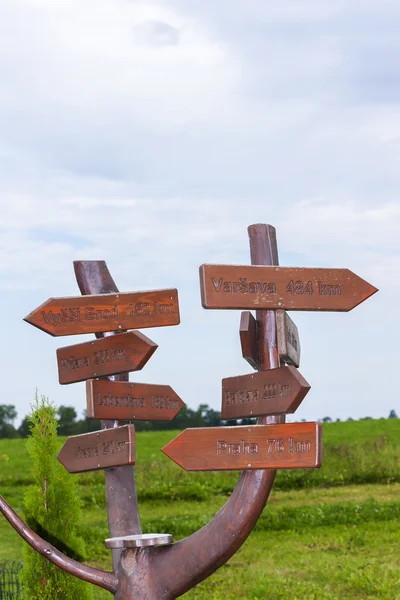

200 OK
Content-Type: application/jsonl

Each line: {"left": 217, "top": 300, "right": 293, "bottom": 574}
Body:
{"left": 57, "top": 331, "right": 157, "bottom": 385}
{"left": 276, "top": 310, "right": 301, "bottom": 368}
{"left": 199, "top": 265, "right": 377, "bottom": 311}
{"left": 86, "top": 379, "right": 184, "bottom": 421}
{"left": 221, "top": 366, "right": 310, "bottom": 420}
{"left": 239, "top": 311, "right": 258, "bottom": 369}
{"left": 24, "top": 289, "right": 180, "bottom": 336}
{"left": 57, "top": 425, "right": 135, "bottom": 473}
{"left": 162, "top": 422, "right": 322, "bottom": 471}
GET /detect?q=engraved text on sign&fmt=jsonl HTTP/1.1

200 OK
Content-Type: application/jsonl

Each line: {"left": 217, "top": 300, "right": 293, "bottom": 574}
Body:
{"left": 86, "top": 379, "right": 184, "bottom": 421}
{"left": 200, "top": 265, "right": 377, "bottom": 311}
{"left": 57, "top": 425, "right": 136, "bottom": 473}
{"left": 57, "top": 331, "right": 157, "bottom": 384}
{"left": 24, "top": 289, "right": 180, "bottom": 336}
{"left": 162, "top": 422, "right": 322, "bottom": 471}
{"left": 221, "top": 366, "right": 310, "bottom": 420}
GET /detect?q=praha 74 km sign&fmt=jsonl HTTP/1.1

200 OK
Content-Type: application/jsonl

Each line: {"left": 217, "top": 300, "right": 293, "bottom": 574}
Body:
{"left": 162, "top": 422, "right": 322, "bottom": 471}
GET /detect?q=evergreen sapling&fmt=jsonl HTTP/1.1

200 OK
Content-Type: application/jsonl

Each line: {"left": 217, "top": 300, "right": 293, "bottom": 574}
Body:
{"left": 21, "top": 393, "right": 93, "bottom": 600}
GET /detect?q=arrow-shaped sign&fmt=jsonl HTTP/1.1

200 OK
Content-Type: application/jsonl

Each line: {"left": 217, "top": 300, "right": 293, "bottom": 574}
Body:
{"left": 221, "top": 366, "right": 310, "bottom": 420}
{"left": 86, "top": 379, "right": 185, "bottom": 421}
{"left": 162, "top": 422, "right": 322, "bottom": 471}
{"left": 57, "top": 425, "right": 135, "bottom": 473}
{"left": 239, "top": 311, "right": 258, "bottom": 370}
{"left": 276, "top": 310, "right": 301, "bottom": 368}
{"left": 24, "top": 289, "right": 180, "bottom": 336}
{"left": 57, "top": 331, "right": 157, "bottom": 384}
{"left": 200, "top": 265, "right": 377, "bottom": 311}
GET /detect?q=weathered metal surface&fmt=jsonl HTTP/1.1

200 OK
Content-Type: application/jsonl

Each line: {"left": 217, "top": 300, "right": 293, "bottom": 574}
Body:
{"left": 0, "top": 228, "right": 318, "bottom": 600}
{"left": 162, "top": 422, "right": 322, "bottom": 471}
{"left": 57, "top": 331, "right": 157, "bottom": 384}
{"left": 276, "top": 310, "right": 301, "bottom": 367}
{"left": 200, "top": 264, "right": 378, "bottom": 311}
{"left": 58, "top": 425, "right": 135, "bottom": 473}
{"left": 74, "top": 260, "right": 143, "bottom": 573}
{"left": 86, "top": 379, "right": 184, "bottom": 421}
{"left": 221, "top": 366, "right": 310, "bottom": 420}
{"left": 24, "top": 289, "right": 180, "bottom": 336}
{"left": 105, "top": 534, "right": 173, "bottom": 549}
{"left": 239, "top": 311, "right": 258, "bottom": 369}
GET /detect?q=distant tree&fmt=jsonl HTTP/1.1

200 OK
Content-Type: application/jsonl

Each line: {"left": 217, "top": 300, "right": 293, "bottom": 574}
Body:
{"left": 202, "top": 407, "right": 221, "bottom": 427}
{"left": 388, "top": 409, "right": 398, "bottom": 419}
{"left": 57, "top": 406, "right": 78, "bottom": 435}
{"left": 75, "top": 410, "right": 101, "bottom": 434}
{"left": 336, "top": 418, "right": 341, "bottom": 422}
{"left": 0, "top": 404, "right": 19, "bottom": 438}
{"left": 18, "top": 416, "right": 31, "bottom": 438}
{"left": 240, "top": 418, "right": 257, "bottom": 426}
{"left": 322, "top": 417, "right": 332, "bottom": 423}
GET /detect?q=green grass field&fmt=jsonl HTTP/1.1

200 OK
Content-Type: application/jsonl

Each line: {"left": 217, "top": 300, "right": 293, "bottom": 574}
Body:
{"left": 1, "top": 419, "right": 399, "bottom": 598}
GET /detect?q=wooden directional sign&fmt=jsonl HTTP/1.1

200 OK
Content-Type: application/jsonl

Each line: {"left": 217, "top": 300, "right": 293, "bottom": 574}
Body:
{"left": 276, "top": 310, "right": 301, "bottom": 368}
{"left": 57, "top": 425, "right": 135, "bottom": 473}
{"left": 199, "top": 265, "right": 377, "bottom": 312}
{"left": 24, "top": 289, "right": 180, "bottom": 336}
{"left": 221, "top": 366, "right": 310, "bottom": 420}
{"left": 57, "top": 331, "right": 157, "bottom": 385}
{"left": 162, "top": 422, "right": 322, "bottom": 471}
{"left": 86, "top": 379, "right": 185, "bottom": 421}
{"left": 239, "top": 311, "right": 258, "bottom": 369}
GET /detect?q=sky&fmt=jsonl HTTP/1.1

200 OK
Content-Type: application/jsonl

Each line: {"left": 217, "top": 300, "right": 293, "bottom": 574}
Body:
{"left": 0, "top": 0, "right": 398, "bottom": 426}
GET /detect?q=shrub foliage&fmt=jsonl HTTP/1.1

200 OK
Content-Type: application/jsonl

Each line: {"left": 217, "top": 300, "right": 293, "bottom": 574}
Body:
{"left": 21, "top": 393, "right": 93, "bottom": 600}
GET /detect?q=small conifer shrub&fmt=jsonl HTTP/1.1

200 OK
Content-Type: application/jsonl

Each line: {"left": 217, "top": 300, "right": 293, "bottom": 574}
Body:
{"left": 21, "top": 392, "right": 93, "bottom": 600}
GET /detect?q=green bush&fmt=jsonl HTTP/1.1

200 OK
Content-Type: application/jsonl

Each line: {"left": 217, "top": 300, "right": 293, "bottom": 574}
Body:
{"left": 20, "top": 393, "right": 93, "bottom": 600}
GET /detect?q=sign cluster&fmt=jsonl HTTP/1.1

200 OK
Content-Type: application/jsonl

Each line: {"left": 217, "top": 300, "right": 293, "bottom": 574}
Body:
{"left": 25, "top": 288, "right": 183, "bottom": 473}
{"left": 25, "top": 242, "right": 377, "bottom": 479}
{"left": 162, "top": 260, "right": 377, "bottom": 471}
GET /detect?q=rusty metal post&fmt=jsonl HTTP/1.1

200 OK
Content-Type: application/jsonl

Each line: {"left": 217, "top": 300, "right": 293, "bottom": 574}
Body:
{"left": 0, "top": 226, "right": 285, "bottom": 599}
{"left": 73, "top": 261, "right": 142, "bottom": 572}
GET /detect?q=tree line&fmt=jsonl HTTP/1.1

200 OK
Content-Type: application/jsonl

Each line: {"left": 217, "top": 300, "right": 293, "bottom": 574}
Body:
{"left": 0, "top": 403, "right": 397, "bottom": 439}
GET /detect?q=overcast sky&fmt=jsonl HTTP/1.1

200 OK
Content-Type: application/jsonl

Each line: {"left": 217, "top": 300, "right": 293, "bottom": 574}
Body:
{"left": 0, "top": 0, "right": 398, "bottom": 426}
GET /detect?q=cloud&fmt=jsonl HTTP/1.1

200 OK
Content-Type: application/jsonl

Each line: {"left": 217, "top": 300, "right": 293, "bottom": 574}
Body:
{"left": 0, "top": 0, "right": 398, "bottom": 422}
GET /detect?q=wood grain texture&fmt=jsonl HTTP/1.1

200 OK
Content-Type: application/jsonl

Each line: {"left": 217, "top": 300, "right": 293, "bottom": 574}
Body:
{"left": 73, "top": 260, "right": 143, "bottom": 572}
{"left": 239, "top": 311, "right": 258, "bottom": 369}
{"left": 200, "top": 265, "right": 378, "bottom": 311}
{"left": 221, "top": 366, "right": 310, "bottom": 420}
{"left": 86, "top": 379, "right": 184, "bottom": 421}
{"left": 57, "top": 331, "right": 157, "bottom": 384}
{"left": 276, "top": 310, "right": 301, "bottom": 367}
{"left": 57, "top": 425, "right": 135, "bottom": 473}
{"left": 162, "top": 422, "right": 322, "bottom": 471}
{"left": 24, "top": 289, "right": 180, "bottom": 336}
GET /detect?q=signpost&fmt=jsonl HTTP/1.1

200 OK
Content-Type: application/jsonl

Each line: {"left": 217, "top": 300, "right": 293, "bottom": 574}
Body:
{"left": 162, "top": 422, "right": 322, "bottom": 471}
{"left": 57, "top": 425, "right": 136, "bottom": 473}
{"left": 221, "top": 366, "right": 310, "bottom": 419}
{"left": 200, "top": 265, "right": 377, "bottom": 311}
{"left": 276, "top": 310, "right": 301, "bottom": 367}
{"left": 24, "top": 288, "right": 180, "bottom": 336}
{"left": 0, "top": 225, "right": 378, "bottom": 600}
{"left": 57, "top": 331, "right": 158, "bottom": 384}
{"left": 86, "top": 379, "right": 184, "bottom": 421}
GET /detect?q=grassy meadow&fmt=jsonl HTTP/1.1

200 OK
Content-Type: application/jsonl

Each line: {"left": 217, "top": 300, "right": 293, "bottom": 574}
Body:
{"left": 0, "top": 418, "right": 399, "bottom": 599}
